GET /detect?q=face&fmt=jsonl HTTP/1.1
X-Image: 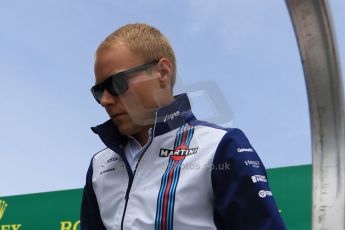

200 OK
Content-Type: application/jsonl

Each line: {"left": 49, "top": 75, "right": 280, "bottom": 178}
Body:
{"left": 94, "top": 43, "right": 167, "bottom": 137}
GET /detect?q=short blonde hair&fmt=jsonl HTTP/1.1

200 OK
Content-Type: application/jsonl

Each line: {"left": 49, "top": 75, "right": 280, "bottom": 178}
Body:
{"left": 97, "top": 23, "right": 177, "bottom": 87}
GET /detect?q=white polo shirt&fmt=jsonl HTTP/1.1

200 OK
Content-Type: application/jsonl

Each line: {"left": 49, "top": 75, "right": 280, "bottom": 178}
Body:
{"left": 124, "top": 128, "right": 153, "bottom": 172}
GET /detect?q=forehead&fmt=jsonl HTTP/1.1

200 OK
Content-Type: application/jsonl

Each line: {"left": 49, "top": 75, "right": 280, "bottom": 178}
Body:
{"left": 94, "top": 43, "right": 144, "bottom": 84}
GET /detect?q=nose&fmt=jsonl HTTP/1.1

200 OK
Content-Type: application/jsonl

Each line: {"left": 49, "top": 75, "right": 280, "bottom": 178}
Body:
{"left": 100, "top": 89, "right": 117, "bottom": 107}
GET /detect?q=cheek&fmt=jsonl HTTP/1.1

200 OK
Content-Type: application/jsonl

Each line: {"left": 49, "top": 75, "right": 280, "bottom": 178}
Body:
{"left": 126, "top": 78, "right": 160, "bottom": 109}
{"left": 119, "top": 89, "right": 152, "bottom": 115}
{"left": 119, "top": 88, "right": 156, "bottom": 126}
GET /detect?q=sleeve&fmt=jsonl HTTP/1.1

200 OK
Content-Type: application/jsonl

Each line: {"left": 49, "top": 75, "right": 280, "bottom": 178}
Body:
{"left": 211, "top": 128, "right": 286, "bottom": 230}
{"left": 80, "top": 158, "right": 106, "bottom": 230}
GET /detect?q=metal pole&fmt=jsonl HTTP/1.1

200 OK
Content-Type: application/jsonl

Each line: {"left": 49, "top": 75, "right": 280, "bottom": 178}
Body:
{"left": 285, "top": 0, "right": 345, "bottom": 229}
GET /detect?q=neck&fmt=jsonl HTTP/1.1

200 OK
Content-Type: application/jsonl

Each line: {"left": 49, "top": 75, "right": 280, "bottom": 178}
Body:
{"left": 133, "top": 94, "right": 174, "bottom": 146}
{"left": 154, "top": 89, "right": 174, "bottom": 107}
{"left": 133, "top": 125, "right": 152, "bottom": 146}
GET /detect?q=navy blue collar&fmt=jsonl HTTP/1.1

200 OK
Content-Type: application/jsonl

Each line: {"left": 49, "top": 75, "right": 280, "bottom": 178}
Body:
{"left": 91, "top": 93, "right": 196, "bottom": 149}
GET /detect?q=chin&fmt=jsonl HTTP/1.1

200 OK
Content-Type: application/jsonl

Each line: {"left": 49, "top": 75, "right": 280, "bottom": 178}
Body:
{"left": 130, "top": 116, "right": 155, "bottom": 126}
{"left": 116, "top": 123, "right": 138, "bottom": 137}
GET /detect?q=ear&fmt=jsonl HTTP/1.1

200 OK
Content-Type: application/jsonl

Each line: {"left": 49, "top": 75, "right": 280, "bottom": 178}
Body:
{"left": 157, "top": 58, "right": 173, "bottom": 89}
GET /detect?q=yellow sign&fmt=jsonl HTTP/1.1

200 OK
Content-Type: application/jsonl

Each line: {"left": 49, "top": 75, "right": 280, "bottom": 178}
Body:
{"left": 60, "top": 220, "right": 80, "bottom": 230}
{"left": 0, "top": 225, "right": 21, "bottom": 230}
{"left": 0, "top": 200, "right": 8, "bottom": 220}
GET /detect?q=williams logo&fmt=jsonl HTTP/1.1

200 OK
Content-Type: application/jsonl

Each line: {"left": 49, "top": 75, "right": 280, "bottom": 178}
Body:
{"left": 0, "top": 200, "right": 7, "bottom": 220}
{"left": 160, "top": 147, "right": 199, "bottom": 158}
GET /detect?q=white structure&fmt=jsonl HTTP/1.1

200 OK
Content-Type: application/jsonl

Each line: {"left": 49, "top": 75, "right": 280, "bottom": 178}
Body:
{"left": 286, "top": 0, "right": 345, "bottom": 229}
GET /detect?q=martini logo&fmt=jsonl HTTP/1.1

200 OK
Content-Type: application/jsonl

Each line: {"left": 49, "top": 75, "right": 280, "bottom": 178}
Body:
{"left": 0, "top": 200, "right": 7, "bottom": 220}
{"left": 159, "top": 123, "right": 197, "bottom": 161}
{"left": 159, "top": 147, "right": 198, "bottom": 158}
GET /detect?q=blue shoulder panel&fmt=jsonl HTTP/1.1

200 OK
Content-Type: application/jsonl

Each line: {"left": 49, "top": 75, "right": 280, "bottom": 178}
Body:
{"left": 211, "top": 128, "right": 286, "bottom": 230}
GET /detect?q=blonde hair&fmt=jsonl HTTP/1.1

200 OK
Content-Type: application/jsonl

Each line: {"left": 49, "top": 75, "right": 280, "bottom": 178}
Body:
{"left": 96, "top": 23, "right": 177, "bottom": 87}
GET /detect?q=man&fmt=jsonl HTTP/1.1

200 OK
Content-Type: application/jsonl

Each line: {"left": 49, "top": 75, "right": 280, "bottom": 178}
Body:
{"left": 81, "top": 23, "right": 286, "bottom": 230}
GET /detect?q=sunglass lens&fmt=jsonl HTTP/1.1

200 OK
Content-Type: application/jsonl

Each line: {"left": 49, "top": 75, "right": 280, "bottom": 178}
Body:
{"left": 92, "top": 86, "right": 104, "bottom": 103}
{"left": 111, "top": 77, "right": 128, "bottom": 96}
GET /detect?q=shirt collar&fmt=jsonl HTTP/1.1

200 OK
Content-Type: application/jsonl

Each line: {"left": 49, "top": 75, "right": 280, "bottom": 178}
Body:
{"left": 91, "top": 93, "right": 196, "bottom": 148}
{"left": 153, "top": 93, "right": 195, "bottom": 136}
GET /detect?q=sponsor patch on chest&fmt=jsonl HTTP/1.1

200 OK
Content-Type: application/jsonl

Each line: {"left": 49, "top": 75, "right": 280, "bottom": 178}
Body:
{"left": 158, "top": 123, "right": 198, "bottom": 161}
{"left": 159, "top": 147, "right": 199, "bottom": 157}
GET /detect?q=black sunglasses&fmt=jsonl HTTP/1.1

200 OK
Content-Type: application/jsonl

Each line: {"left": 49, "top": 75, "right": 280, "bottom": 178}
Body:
{"left": 91, "top": 61, "right": 159, "bottom": 103}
